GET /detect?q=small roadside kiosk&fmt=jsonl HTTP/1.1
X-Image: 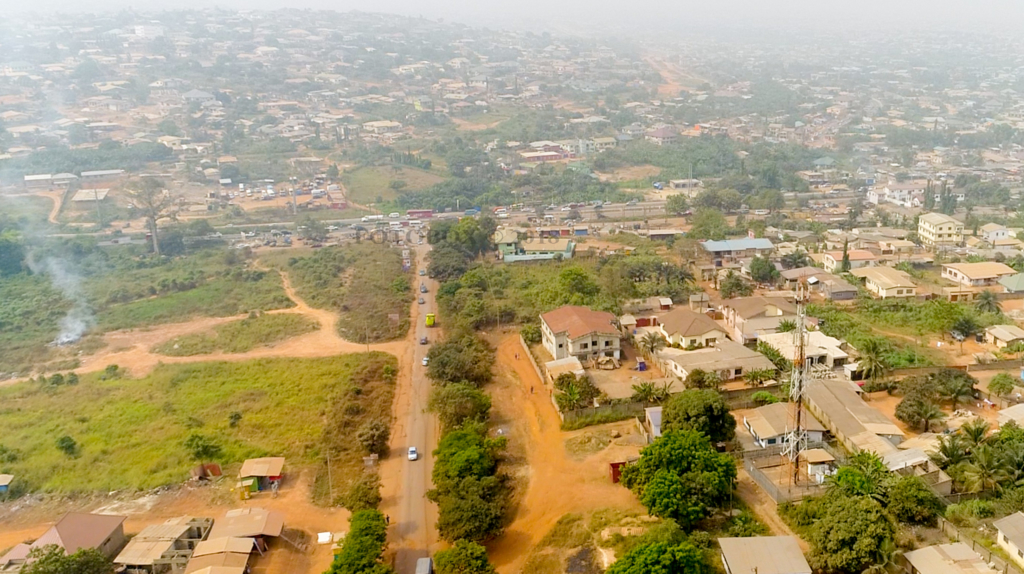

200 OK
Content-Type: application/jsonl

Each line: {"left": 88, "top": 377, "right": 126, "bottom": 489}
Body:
{"left": 237, "top": 457, "right": 284, "bottom": 496}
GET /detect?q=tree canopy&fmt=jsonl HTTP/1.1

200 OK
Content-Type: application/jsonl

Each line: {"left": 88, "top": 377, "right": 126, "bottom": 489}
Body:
{"left": 661, "top": 389, "right": 736, "bottom": 443}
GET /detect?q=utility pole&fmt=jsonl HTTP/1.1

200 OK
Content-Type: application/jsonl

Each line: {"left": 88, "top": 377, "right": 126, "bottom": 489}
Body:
{"left": 783, "top": 285, "right": 809, "bottom": 485}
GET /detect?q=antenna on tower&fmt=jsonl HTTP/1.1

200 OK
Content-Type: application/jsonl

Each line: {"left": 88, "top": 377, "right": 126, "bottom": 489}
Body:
{"left": 782, "top": 284, "right": 809, "bottom": 484}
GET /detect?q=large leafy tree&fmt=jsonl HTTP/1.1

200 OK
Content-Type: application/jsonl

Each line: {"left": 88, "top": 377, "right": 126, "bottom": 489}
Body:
{"left": 749, "top": 256, "right": 779, "bottom": 284}
{"left": 21, "top": 546, "right": 113, "bottom": 574}
{"left": 432, "top": 475, "right": 508, "bottom": 542}
{"left": 606, "top": 541, "right": 710, "bottom": 574}
{"left": 807, "top": 496, "right": 895, "bottom": 574}
{"left": 688, "top": 209, "right": 728, "bottom": 240}
{"left": 429, "top": 383, "right": 492, "bottom": 432}
{"left": 620, "top": 430, "right": 736, "bottom": 528}
{"left": 989, "top": 373, "right": 1019, "bottom": 397}
{"left": 883, "top": 475, "right": 943, "bottom": 526}
{"left": 935, "top": 369, "right": 977, "bottom": 411}
{"left": 427, "top": 333, "right": 494, "bottom": 386}
{"left": 428, "top": 241, "right": 472, "bottom": 281}
{"left": 434, "top": 540, "right": 497, "bottom": 574}
{"left": 719, "top": 271, "right": 752, "bottom": 298}
{"left": 327, "top": 510, "right": 392, "bottom": 574}
{"left": 662, "top": 389, "right": 736, "bottom": 443}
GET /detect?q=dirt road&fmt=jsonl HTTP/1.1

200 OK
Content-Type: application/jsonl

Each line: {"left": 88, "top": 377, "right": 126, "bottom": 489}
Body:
{"left": 379, "top": 242, "right": 440, "bottom": 571}
{"left": 735, "top": 469, "right": 808, "bottom": 551}
{"left": 486, "top": 335, "right": 643, "bottom": 573}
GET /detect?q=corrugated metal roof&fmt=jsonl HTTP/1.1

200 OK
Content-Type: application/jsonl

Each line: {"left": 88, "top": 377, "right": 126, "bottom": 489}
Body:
{"left": 995, "top": 513, "right": 1024, "bottom": 549}
{"left": 238, "top": 457, "right": 284, "bottom": 478}
{"left": 719, "top": 536, "right": 811, "bottom": 574}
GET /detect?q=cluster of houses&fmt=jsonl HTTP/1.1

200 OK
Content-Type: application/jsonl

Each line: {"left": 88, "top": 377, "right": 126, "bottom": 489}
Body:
{"left": 0, "top": 507, "right": 283, "bottom": 574}
{"left": 0, "top": 457, "right": 286, "bottom": 573}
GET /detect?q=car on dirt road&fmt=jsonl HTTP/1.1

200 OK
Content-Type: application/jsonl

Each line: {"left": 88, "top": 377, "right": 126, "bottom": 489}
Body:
{"left": 420, "top": 337, "right": 428, "bottom": 345}
{"left": 408, "top": 447, "right": 418, "bottom": 461}
{"left": 419, "top": 269, "right": 426, "bottom": 276}
{"left": 418, "top": 297, "right": 425, "bottom": 304}
{"left": 422, "top": 357, "right": 429, "bottom": 366}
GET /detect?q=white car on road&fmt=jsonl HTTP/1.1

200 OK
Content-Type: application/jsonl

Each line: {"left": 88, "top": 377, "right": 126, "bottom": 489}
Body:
{"left": 422, "top": 357, "right": 429, "bottom": 367}
{"left": 408, "top": 447, "right": 418, "bottom": 461}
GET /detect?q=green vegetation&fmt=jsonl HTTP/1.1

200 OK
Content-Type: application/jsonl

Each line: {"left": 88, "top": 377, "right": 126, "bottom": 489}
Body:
{"left": 325, "top": 509, "right": 392, "bottom": 574}
{"left": 780, "top": 452, "right": 944, "bottom": 574}
{"left": 434, "top": 540, "right": 497, "bottom": 574}
{"left": 606, "top": 540, "right": 710, "bottom": 574}
{"left": 661, "top": 389, "right": 736, "bottom": 444}
{"left": 895, "top": 370, "right": 976, "bottom": 432}
{"left": 437, "top": 256, "right": 695, "bottom": 329}
{"left": 342, "top": 165, "right": 447, "bottom": 204}
{"left": 275, "top": 244, "right": 412, "bottom": 343}
{"left": 620, "top": 430, "right": 737, "bottom": 529}
{"left": 0, "top": 274, "right": 72, "bottom": 372}
{"left": 0, "top": 354, "right": 396, "bottom": 493}
{"left": 21, "top": 545, "right": 113, "bottom": 574}
{"left": 153, "top": 313, "right": 319, "bottom": 356}
{"left": 930, "top": 419, "right": 1024, "bottom": 494}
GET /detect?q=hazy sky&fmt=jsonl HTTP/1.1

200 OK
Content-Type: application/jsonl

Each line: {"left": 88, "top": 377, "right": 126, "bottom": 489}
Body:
{"left": 3, "top": 0, "right": 1024, "bottom": 34}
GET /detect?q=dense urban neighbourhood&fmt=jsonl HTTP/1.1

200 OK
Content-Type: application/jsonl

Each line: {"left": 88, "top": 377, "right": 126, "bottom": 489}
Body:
{"left": 6, "top": 6, "right": 1024, "bottom": 574}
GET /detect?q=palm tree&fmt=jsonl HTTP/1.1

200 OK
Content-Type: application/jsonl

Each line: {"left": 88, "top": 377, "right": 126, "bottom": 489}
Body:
{"left": 555, "top": 382, "right": 585, "bottom": 411}
{"left": 638, "top": 332, "right": 667, "bottom": 360}
{"left": 962, "top": 445, "right": 1009, "bottom": 492}
{"left": 976, "top": 290, "right": 1003, "bottom": 315}
{"left": 938, "top": 372, "right": 977, "bottom": 412}
{"left": 914, "top": 401, "right": 946, "bottom": 432}
{"left": 744, "top": 367, "right": 777, "bottom": 388}
{"left": 857, "top": 338, "right": 890, "bottom": 384}
{"left": 1001, "top": 443, "right": 1024, "bottom": 485}
{"left": 631, "top": 382, "right": 658, "bottom": 404}
{"left": 777, "top": 319, "right": 797, "bottom": 333}
{"left": 951, "top": 316, "right": 980, "bottom": 354}
{"left": 930, "top": 434, "right": 970, "bottom": 469}
{"left": 960, "top": 418, "right": 991, "bottom": 447}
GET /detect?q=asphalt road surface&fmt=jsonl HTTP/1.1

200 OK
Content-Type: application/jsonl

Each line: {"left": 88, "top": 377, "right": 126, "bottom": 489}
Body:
{"left": 390, "top": 241, "right": 440, "bottom": 572}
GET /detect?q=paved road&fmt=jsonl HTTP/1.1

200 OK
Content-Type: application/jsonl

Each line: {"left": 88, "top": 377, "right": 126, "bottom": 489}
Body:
{"left": 388, "top": 241, "right": 440, "bottom": 572}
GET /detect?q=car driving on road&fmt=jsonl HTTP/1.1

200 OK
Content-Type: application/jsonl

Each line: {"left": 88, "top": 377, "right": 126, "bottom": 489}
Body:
{"left": 408, "top": 447, "right": 418, "bottom": 460}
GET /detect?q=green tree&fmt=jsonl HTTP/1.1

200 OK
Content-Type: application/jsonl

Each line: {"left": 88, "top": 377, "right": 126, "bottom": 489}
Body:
{"left": 21, "top": 545, "right": 113, "bottom": 574}
{"left": 744, "top": 367, "right": 777, "bottom": 387}
{"left": 780, "top": 251, "right": 810, "bottom": 270}
{"left": 666, "top": 194, "right": 690, "bottom": 215}
{"left": 962, "top": 445, "right": 1009, "bottom": 493}
{"left": 719, "top": 271, "right": 752, "bottom": 298}
{"left": 662, "top": 389, "right": 736, "bottom": 443}
{"left": 637, "top": 331, "right": 667, "bottom": 359}
{"left": 776, "top": 319, "right": 797, "bottom": 333}
{"left": 975, "top": 290, "right": 1002, "bottom": 314}
{"left": 357, "top": 419, "right": 391, "bottom": 457}
{"left": 520, "top": 324, "right": 542, "bottom": 344}
{"left": 427, "top": 333, "right": 494, "bottom": 387}
{"left": 341, "top": 472, "right": 382, "bottom": 511}
{"left": 895, "top": 397, "right": 945, "bottom": 432}
{"left": 749, "top": 256, "right": 779, "bottom": 284}
{"left": 688, "top": 209, "right": 728, "bottom": 240}
{"left": 930, "top": 433, "right": 970, "bottom": 470}
{"left": 433, "top": 540, "right": 497, "bottom": 574}
{"left": 840, "top": 238, "right": 851, "bottom": 272}
{"left": 432, "top": 475, "right": 508, "bottom": 542}
{"left": 620, "top": 430, "right": 736, "bottom": 528}
{"left": 683, "top": 368, "right": 722, "bottom": 390}
{"left": 951, "top": 316, "right": 980, "bottom": 354}
{"left": 327, "top": 509, "right": 392, "bottom": 574}
{"left": 884, "top": 475, "right": 943, "bottom": 525}
{"left": 427, "top": 242, "right": 471, "bottom": 281}
{"left": 936, "top": 369, "right": 977, "bottom": 411}
{"left": 606, "top": 541, "right": 710, "bottom": 574}
{"left": 183, "top": 433, "right": 220, "bottom": 466}
{"left": 429, "top": 383, "right": 492, "bottom": 431}
{"left": 856, "top": 338, "right": 890, "bottom": 384}
{"left": 807, "top": 496, "right": 895, "bottom": 574}
{"left": 989, "top": 373, "right": 1019, "bottom": 397}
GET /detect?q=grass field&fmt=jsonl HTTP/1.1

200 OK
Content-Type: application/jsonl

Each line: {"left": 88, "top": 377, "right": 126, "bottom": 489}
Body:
{"left": 0, "top": 354, "right": 396, "bottom": 493}
{"left": 341, "top": 165, "right": 446, "bottom": 204}
{"left": 263, "top": 243, "right": 413, "bottom": 343}
{"left": 0, "top": 274, "right": 72, "bottom": 373}
{"left": 92, "top": 250, "right": 295, "bottom": 332}
{"left": 153, "top": 313, "right": 320, "bottom": 356}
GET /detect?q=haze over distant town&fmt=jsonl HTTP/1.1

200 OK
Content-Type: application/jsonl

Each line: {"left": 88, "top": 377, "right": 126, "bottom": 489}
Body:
{"left": 7, "top": 4, "right": 1024, "bottom": 574}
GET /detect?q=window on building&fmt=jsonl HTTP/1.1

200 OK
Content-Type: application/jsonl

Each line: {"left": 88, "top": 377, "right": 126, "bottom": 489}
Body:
{"left": 604, "top": 340, "right": 611, "bottom": 347}
{"left": 581, "top": 343, "right": 589, "bottom": 350}
{"left": 558, "top": 343, "right": 563, "bottom": 348}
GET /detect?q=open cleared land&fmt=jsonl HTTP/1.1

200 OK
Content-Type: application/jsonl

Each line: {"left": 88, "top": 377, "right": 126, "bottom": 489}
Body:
{"left": 264, "top": 243, "right": 413, "bottom": 343}
{"left": 341, "top": 165, "right": 446, "bottom": 204}
{"left": 152, "top": 313, "right": 320, "bottom": 356}
{"left": 0, "top": 354, "right": 396, "bottom": 494}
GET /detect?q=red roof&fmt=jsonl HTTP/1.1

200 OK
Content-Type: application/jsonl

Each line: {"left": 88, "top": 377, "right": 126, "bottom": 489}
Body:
{"left": 541, "top": 306, "right": 618, "bottom": 340}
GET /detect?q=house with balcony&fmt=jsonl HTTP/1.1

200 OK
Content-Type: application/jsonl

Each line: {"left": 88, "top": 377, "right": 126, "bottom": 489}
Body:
{"left": 942, "top": 262, "right": 1016, "bottom": 287}
{"left": 540, "top": 306, "right": 620, "bottom": 361}
{"left": 918, "top": 212, "right": 963, "bottom": 248}
{"left": 721, "top": 296, "right": 799, "bottom": 345}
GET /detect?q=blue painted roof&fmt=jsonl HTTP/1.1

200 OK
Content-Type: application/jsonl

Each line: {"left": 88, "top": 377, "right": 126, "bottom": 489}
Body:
{"left": 701, "top": 238, "right": 774, "bottom": 252}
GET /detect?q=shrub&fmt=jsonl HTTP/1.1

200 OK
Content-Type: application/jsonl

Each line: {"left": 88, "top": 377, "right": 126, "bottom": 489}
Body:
{"left": 751, "top": 391, "right": 779, "bottom": 406}
{"left": 55, "top": 435, "right": 77, "bottom": 456}
{"left": 945, "top": 499, "right": 994, "bottom": 527}
{"left": 521, "top": 324, "right": 542, "bottom": 345}
{"left": 357, "top": 419, "right": 391, "bottom": 457}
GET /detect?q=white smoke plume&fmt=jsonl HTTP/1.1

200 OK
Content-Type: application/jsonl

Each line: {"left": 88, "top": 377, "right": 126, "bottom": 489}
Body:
{"left": 29, "top": 257, "right": 94, "bottom": 346}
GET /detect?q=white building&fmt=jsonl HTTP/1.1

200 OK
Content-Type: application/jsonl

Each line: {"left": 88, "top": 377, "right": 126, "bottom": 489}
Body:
{"left": 540, "top": 306, "right": 620, "bottom": 361}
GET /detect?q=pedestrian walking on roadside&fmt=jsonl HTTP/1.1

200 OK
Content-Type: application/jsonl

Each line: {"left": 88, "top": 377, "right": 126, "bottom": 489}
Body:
{"left": 386, "top": 515, "right": 390, "bottom": 525}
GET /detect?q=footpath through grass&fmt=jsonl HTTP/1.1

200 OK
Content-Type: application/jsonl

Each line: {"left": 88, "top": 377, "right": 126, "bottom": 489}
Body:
{"left": 264, "top": 243, "right": 413, "bottom": 343}
{"left": 152, "top": 313, "right": 319, "bottom": 356}
{"left": 0, "top": 354, "right": 396, "bottom": 494}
